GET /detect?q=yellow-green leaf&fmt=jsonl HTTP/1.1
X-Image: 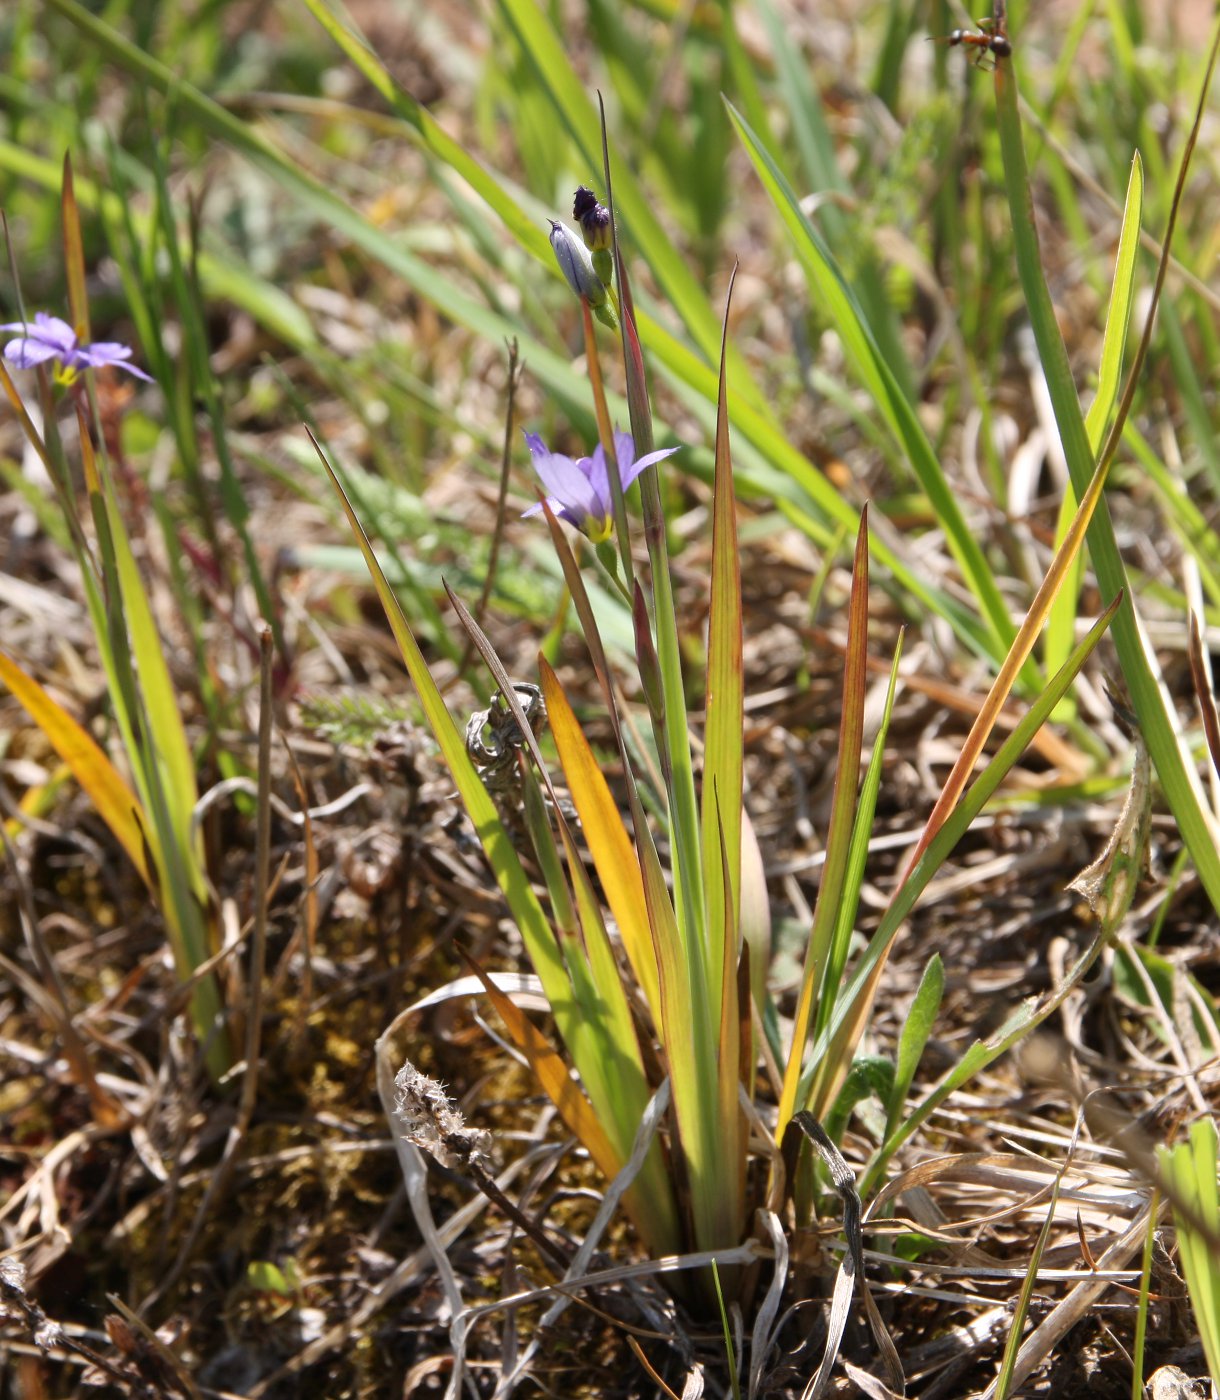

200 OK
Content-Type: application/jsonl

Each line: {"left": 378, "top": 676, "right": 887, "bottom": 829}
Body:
{"left": 539, "top": 657, "right": 661, "bottom": 1021}
{"left": 0, "top": 652, "right": 150, "bottom": 886}
{"left": 465, "top": 957, "right": 623, "bottom": 1185}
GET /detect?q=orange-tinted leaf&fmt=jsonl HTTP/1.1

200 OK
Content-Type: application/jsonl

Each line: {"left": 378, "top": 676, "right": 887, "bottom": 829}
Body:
{"left": 539, "top": 657, "right": 661, "bottom": 1019}
{"left": 0, "top": 652, "right": 150, "bottom": 886}
{"left": 902, "top": 427, "right": 1119, "bottom": 880}
{"left": 464, "top": 955, "right": 623, "bottom": 1184}
{"left": 61, "top": 154, "right": 91, "bottom": 344}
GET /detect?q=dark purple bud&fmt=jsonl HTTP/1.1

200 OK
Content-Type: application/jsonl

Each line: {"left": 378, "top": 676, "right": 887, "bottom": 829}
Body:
{"left": 572, "top": 185, "right": 612, "bottom": 252}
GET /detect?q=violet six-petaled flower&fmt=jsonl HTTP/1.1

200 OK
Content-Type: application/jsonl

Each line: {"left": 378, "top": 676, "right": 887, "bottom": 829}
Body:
{"left": 0, "top": 312, "right": 152, "bottom": 383}
{"left": 521, "top": 430, "right": 678, "bottom": 543}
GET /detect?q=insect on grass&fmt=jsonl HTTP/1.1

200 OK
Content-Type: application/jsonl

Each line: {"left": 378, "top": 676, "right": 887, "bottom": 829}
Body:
{"left": 931, "top": 16, "right": 1012, "bottom": 69}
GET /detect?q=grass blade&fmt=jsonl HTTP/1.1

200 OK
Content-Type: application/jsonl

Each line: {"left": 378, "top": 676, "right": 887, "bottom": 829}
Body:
{"left": 994, "top": 30, "right": 1220, "bottom": 913}
{"left": 701, "top": 266, "right": 744, "bottom": 1007}
{"left": 727, "top": 100, "right": 1021, "bottom": 673}
{"left": 308, "top": 431, "right": 572, "bottom": 1014}
{"left": 884, "top": 952, "right": 944, "bottom": 1141}
{"left": 804, "top": 592, "right": 1123, "bottom": 1122}
{"left": 1045, "top": 153, "right": 1143, "bottom": 691}
{"left": 0, "top": 652, "right": 150, "bottom": 887}
{"left": 777, "top": 512, "right": 870, "bottom": 1137}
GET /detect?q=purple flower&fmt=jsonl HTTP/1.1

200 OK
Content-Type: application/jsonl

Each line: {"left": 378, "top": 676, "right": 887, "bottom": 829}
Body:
{"left": 521, "top": 430, "right": 678, "bottom": 542}
{"left": 0, "top": 312, "right": 152, "bottom": 382}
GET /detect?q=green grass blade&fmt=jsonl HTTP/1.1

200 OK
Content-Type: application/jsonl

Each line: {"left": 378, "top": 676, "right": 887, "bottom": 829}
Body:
{"left": 994, "top": 42, "right": 1220, "bottom": 914}
{"left": 308, "top": 433, "right": 572, "bottom": 1019}
{"left": 701, "top": 269, "right": 744, "bottom": 1008}
{"left": 1045, "top": 153, "right": 1143, "bottom": 689}
{"left": 727, "top": 100, "right": 1022, "bottom": 673}
{"left": 778, "top": 513, "right": 870, "bottom": 1136}
{"left": 754, "top": 0, "right": 847, "bottom": 223}
{"left": 95, "top": 448, "right": 204, "bottom": 891}
{"left": 634, "top": 768, "right": 732, "bottom": 1253}
{"left": 614, "top": 248, "right": 708, "bottom": 970}
{"left": 1160, "top": 1120, "right": 1220, "bottom": 1389}
{"left": 994, "top": 1167, "right": 1067, "bottom": 1400}
{"left": 562, "top": 836, "right": 682, "bottom": 1254}
{"left": 80, "top": 426, "right": 229, "bottom": 1075}
{"left": 885, "top": 953, "right": 944, "bottom": 1141}
{"left": 803, "top": 593, "right": 1123, "bottom": 1121}
{"left": 1131, "top": 1192, "right": 1159, "bottom": 1400}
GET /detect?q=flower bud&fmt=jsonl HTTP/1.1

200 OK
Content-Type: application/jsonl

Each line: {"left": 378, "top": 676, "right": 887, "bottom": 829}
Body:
{"left": 548, "top": 219, "right": 617, "bottom": 328}
{"left": 549, "top": 219, "right": 605, "bottom": 303}
{"left": 572, "top": 186, "right": 611, "bottom": 252}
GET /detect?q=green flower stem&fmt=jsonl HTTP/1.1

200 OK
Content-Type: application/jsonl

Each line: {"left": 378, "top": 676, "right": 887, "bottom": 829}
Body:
{"left": 582, "top": 300, "right": 634, "bottom": 589}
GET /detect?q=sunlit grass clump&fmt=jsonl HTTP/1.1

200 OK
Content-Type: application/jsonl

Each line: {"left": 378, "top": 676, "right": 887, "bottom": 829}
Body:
{"left": 328, "top": 136, "right": 1127, "bottom": 1329}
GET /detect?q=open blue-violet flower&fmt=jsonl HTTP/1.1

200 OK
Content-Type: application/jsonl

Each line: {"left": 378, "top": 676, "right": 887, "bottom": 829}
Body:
{"left": 1, "top": 312, "right": 152, "bottom": 383}
{"left": 521, "top": 430, "right": 678, "bottom": 542}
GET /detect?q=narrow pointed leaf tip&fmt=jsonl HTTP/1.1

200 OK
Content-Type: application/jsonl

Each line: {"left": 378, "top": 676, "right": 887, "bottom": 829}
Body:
{"left": 521, "top": 430, "right": 677, "bottom": 541}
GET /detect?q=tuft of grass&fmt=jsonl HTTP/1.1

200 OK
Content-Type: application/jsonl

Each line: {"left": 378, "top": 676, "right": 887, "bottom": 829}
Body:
{"left": 1159, "top": 1119, "right": 1220, "bottom": 1393}
{"left": 2, "top": 161, "right": 233, "bottom": 1077}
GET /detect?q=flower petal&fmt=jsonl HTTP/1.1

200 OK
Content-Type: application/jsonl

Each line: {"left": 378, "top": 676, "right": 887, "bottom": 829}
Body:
{"left": 523, "top": 430, "right": 550, "bottom": 459}
{"left": 533, "top": 453, "right": 603, "bottom": 524}
{"left": 83, "top": 340, "right": 133, "bottom": 362}
{"left": 612, "top": 430, "right": 636, "bottom": 471}
{"left": 521, "top": 496, "right": 561, "bottom": 520}
{"left": 621, "top": 444, "right": 680, "bottom": 489}
{"left": 3, "top": 337, "right": 61, "bottom": 368}
{"left": 80, "top": 342, "right": 154, "bottom": 380}
{"left": 584, "top": 444, "right": 612, "bottom": 516}
{"left": 31, "top": 313, "right": 78, "bottom": 351}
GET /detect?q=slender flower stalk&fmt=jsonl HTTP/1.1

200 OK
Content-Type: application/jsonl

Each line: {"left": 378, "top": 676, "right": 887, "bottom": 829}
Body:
{"left": 1, "top": 312, "right": 152, "bottom": 384}
{"left": 578, "top": 298, "right": 634, "bottom": 587}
